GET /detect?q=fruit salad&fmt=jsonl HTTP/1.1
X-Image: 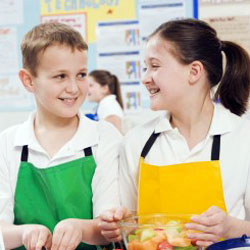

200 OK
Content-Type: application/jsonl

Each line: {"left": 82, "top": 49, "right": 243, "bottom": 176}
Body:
{"left": 125, "top": 220, "right": 198, "bottom": 250}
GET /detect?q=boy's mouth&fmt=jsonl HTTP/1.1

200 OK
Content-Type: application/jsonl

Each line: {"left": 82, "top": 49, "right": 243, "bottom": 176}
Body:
{"left": 58, "top": 97, "right": 77, "bottom": 104}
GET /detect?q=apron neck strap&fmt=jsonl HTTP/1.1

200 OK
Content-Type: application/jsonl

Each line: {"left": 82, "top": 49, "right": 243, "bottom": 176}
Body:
{"left": 21, "top": 145, "right": 28, "bottom": 162}
{"left": 141, "top": 132, "right": 221, "bottom": 161}
{"left": 84, "top": 147, "right": 93, "bottom": 156}
{"left": 141, "top": 132, "right": 160, "bottom": 158}
{"left": 211, "top": 134, "right": 221, "bottom": 160}
{"left": 20, "top": 146, "right": 93, "bottom": 162}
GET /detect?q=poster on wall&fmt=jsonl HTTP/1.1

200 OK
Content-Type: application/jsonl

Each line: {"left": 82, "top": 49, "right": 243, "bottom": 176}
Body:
{"left": 200, "top": 0, "right": 250, "bottom": 5}
{"left": 205, "top": 16, "right": 250, "bottom": 54}
{"left": 97, "top": 20, "right": 140, "bottom": 52}
{"left": 41, "top": 13, "right": 87, "bottom": 41}
{"left": 121, "top": 85, "right": 141, "bottom": 112}
{"left": 0, "top": 76, "right": 34, "bottom": 112}
{"left": 138, "top": 0, "right": 186, "bottom": 40}
{"left": 96, "top": 20, "right": 142, "bottom": 113}
{"left": 0, "top": 27, "right": 18, "bottom": 75}
{"left": 40, "top": 0, "right": 136, "bottom": 43}
{"left": 0, "top": 0, "right": 23, "bottom": 25}
{"left": 0, "top": 0, "right": 38, "bottom": 112}
{"left": 0, "top": 27, "right": 34, "bottom": 111}
{"left": 97, "top": 52, "right": 141, "bottom": 82}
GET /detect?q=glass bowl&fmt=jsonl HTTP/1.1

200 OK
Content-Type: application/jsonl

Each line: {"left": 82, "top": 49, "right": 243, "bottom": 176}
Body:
{"left": 119, "top": 213, "right": 199, "bottom": 250}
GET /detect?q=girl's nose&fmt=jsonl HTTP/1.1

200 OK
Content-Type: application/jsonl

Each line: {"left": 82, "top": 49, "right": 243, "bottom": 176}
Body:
{"left": 142, "top": 69, "right": 152, "bottom": 86}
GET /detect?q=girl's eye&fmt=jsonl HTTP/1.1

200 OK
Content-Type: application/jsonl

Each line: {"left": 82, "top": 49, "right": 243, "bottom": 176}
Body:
{"left": 152, "top": 65, "right": 159, "bottom": 68}
{"left": 142, "top": 67, "right": 147, "bottom": 72}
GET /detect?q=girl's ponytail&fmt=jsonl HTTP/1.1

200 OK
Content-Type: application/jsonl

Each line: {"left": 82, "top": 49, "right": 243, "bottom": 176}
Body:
{"left": 215, "top": 41, "right": 250, "bottom": 116}
{"left": 111, "top": 74, "right": 123, "bottom": 109}
{"left": 89, "top": 70, "right": 124, "bottom": 109}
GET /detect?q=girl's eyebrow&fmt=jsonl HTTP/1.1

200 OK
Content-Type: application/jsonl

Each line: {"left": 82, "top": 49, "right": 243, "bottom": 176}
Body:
{"left": 148, "top": 57, "right": 161, "bottom": 62}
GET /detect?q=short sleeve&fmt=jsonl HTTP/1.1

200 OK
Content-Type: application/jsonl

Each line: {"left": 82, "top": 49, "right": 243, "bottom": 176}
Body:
{"left": 91, "top": 121, "right": 122, "bottom": 217}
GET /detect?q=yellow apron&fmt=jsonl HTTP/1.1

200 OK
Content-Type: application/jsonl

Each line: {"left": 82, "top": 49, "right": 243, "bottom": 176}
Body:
{"left": 138, "top": 132, "right": 227, "bottom": 216}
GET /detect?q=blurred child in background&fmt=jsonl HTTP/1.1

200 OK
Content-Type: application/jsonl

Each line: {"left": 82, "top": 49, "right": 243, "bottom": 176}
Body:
{"left": 87, "top": 70, "right": 124, "bottom": 133}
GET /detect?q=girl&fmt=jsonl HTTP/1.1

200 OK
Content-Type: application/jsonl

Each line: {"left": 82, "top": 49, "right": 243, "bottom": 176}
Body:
{"left": 87, "top": 70, "right": 124, "bottom": 133}
{"left": 99, "top": 18, "right": 250, "bottom": 248}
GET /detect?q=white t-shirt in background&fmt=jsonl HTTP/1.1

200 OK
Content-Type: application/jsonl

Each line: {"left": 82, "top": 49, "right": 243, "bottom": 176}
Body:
{"left": 97, "top": 95, "right": 123, "bottom": 120}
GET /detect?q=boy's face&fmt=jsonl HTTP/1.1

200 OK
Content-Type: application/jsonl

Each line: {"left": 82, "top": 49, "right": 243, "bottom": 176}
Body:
{"left": 30, "top": 44, "right": 88, "bottom": 119}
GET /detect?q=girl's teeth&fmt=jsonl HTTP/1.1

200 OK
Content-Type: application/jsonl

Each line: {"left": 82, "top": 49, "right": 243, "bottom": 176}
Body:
{"left": 150, "top": 89, "right": 159, "bottom": 94}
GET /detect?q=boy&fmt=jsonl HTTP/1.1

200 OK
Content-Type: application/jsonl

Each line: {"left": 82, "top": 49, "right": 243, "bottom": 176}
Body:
{"left": 0, "top": 23, "right": 121, "bottom": 250}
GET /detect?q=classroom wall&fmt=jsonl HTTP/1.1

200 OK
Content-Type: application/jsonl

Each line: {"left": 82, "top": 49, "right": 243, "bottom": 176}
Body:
{"left": 0, "top": 0, "right": 39, "bottom": 132}
{"left": 0, "top": 0, "right": 196, "bottom": 133}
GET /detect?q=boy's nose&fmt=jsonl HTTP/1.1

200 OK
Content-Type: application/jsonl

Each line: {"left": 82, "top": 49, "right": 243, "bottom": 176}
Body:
{"left": 65, "top": 79, "right": 78, "bottom": 93}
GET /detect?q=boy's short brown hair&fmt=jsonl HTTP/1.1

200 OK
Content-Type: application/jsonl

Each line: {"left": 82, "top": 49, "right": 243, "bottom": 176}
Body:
{"left": 21, "top": 22, "right": 88, "bottom": 76}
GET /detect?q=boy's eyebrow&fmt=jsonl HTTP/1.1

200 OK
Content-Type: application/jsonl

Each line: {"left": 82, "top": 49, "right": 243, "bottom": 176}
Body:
{"left": 50, "top": 68, "right": 88, "bottom": 74}
{"left": 79, "top": 67, "right": 88, "bottom": 71}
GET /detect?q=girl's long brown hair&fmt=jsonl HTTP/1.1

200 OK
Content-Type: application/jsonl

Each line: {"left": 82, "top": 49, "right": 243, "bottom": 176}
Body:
{"left": 149, "top": 19, "right": 250, "bottom": 116}
{"left": 89, "top": 70, "right": 123, "bottom": 109}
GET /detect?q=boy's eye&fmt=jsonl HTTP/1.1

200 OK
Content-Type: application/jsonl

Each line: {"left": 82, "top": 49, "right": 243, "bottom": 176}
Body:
{"left": 142, "top": 67, "right": 147, "bottom": 72}
{"left": 78, "top": 72, "right": 87, "bottom": 79}
{"left": 55, "top": 74, "right": 66, "bottom": 79}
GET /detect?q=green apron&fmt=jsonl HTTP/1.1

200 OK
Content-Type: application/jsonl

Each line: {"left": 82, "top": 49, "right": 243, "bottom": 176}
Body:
{"left": 13, "top": 145, "right": 97, "bottom": 250}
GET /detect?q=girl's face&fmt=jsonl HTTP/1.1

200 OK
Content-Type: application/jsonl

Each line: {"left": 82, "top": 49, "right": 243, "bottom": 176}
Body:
{"left": 87, "top": 76, "right": 107, "bottom": 103}
{"left": 142, "top": 35, "right": 190, "bottom": 111}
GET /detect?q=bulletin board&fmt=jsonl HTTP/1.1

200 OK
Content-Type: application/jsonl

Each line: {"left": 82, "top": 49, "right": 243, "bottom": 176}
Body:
{"left": 0, "top": 0, "right": 195, "bottom": 112}
{"left": 199, "top": 0, "right": 250, "bottom": 55}
{"left": 0, "top": 0, "right": 40, "bottom": 111}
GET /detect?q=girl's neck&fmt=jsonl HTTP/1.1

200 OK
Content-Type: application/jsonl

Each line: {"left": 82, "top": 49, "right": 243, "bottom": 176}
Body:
{"left": 170, "top": 94, "right": 214, "bottom": 150}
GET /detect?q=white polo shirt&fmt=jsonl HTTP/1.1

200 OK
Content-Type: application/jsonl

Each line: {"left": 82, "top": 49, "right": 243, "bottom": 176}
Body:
{"left": 119, "top": 103, "right": 250, "bottom": 220}
{"left": 0, "top": 112, "right": 122, "bottom": 223}
{"left": 97, "top": 95, "right": 123, "bottom": 120}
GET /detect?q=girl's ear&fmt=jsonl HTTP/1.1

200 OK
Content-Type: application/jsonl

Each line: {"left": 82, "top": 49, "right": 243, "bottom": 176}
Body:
{"left": 188, "top": 61, "right": 204, "bottom": 85}
{"left": 18, "top": 69, "right": 35, "bottom": 93}
{"left": 101, "top": 84, "right": 110, "bottom": 95}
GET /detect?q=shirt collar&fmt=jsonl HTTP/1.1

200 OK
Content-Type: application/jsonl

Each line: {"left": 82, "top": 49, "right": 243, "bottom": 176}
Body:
{"left": 154, "top": 111, "right": 173, "bottom": 133}
{"left": 154, "top": 103, "right": 235, "bottom": 135}
{"left": 208, "top": 103, "right": 235, "bottom": 136}
{"left": 14, "top": 111, "right": 99, "bottom": 152}
{"left": 14, "top": 112, "right": 36, "bottom": 147}
{"left": 67, "top": 112, "right": 99, "bottom": 151}
{"left": 99, "top": 94, "right": 116, "bottom": 105}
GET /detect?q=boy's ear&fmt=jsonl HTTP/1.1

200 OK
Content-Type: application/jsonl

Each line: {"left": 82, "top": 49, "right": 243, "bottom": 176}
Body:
{"left": 18, "top": 69, "right": 35, "bottom": 93}
{"left": 188, "top": 61, "right": 203, "bottom": 85}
